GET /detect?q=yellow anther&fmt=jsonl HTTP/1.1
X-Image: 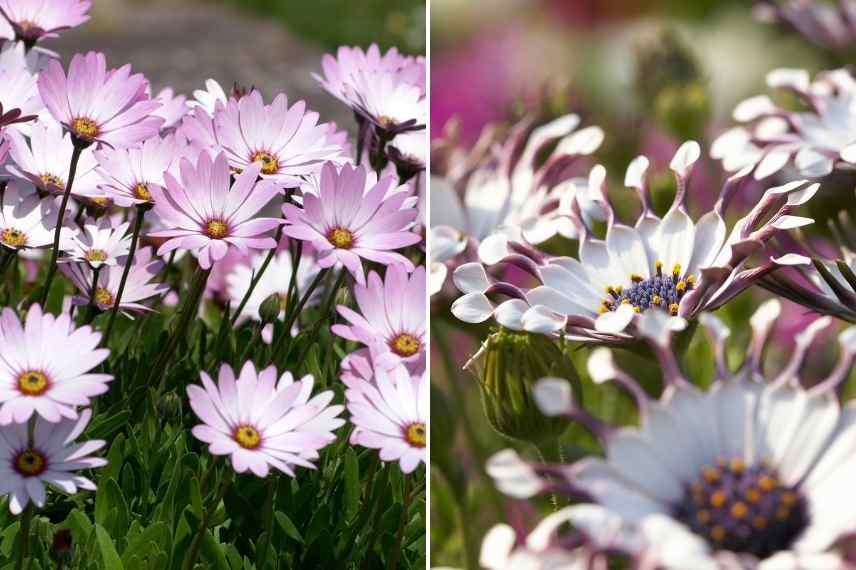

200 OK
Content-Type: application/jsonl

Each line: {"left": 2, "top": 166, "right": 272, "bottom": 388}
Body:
{"left": 696, "top": 510, "right": 711, "bottom": 524}
{"left": 746, "top": 488, "right": 761, "bottom": 503}
{"left": 672, "top": 263, "right": 681, "bottom": 277}
{"left": 730, "top": 458, "right": 745, "bottom": 473}
{"left": 655, "top": 260, "right": 663, "bottom": 275}
{"left": 781, "top": 491, "right": 797, "bottom": 506}
{"left": 669, "top": 303, "right": 679, "bottom": 316}
{"left": 752, "top": 516, "right": 768, "bottom": 530}
{"left": 676, "top": 280, "right": 687, "bottom": 293}
{"left": 701, "top": 467, "right": 720, "bottom": 483}
{"left": 710, "top": 491, "right": 727, "bottom": 508}
{"left": 633, "top": 306, "right": 641, "bottom": 313}
{"left": 710, "top": 526, "right": 726, "bottom": 542}
{"left": 630, "top": 273, "right": 643, "bottom": 282}
{"left": 731, "top": 502, "right": 748, "bottom": 519}
{"left": 686, "top": 274, "right": 696, "bottom": 286}
{"left": 620, "top": 299, "right": 631, "bottom": 305}
{"left": 759, "top": 476, "right": 777, "bottom": 492}
{"left": 651, "top": 294, "right": 661, "bottom": 305}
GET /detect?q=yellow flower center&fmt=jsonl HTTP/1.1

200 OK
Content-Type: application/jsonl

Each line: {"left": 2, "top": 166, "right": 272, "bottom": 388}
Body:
{"left": 133, "top": 183, "right": 152, "bottom": 201}
{"left": 204, "top": 219, "right": 229, "bottom": 239}
{"left": 1, "top": 228, "right": 26, "bottom": 247}
{"left": 377, "top": 115, "right": 396, "bottom": 129}
{"left": 390, "top": 333, "right": 420, "bottom": 357}
{"left": 327, "top": 227, "right": 354, "bottom": 249}
{"left": 94, "top": 287, "right": 114, "bottom": 307}
{"left": 90, "top": 197, "right": 111, "bottom": 208}
{"left": 14, "top": 449, "right": 47, "bottom": 477}
{"left": 17, "top": 370, "right": 49, "bottom": 396}
{"left": 40, "top": 173, "right": 65, "bottom": 190}
{"left": 233, "top": 424, "right": 262, "bottom": 449}
{"left": 86, "top": 249, "right": 108, "bottom": 263}
{"left": 251, "top": 151, "right": 280, "bottom": 175}
{"left": 72, "top": 117, "right": 99, "bottom": 139}
{"left": 404, "top": 422, "right": 426, "bottom": 448}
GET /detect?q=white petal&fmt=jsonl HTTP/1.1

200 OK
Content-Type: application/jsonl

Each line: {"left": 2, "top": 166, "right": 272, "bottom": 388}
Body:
{"left": 625, "top": 155, "right": 650, "bottom": 189}
{"left": 594, "top": 303, "right": 635, "bottom": 334}
{"left": 451, "top": 293, "right": 493, "bottom": 323}
{"left": 534, "top": 377, "right": 574, "bottom": 416}
{"left": 669, "top": 141, "right": 701, "bottom": 178}
{"left": 453, "top": 262, "right": 490, "bottom": 294}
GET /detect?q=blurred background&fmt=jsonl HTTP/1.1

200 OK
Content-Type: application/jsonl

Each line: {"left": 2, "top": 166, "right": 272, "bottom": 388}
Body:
{"left": 430, "top": 1, "right": 856, "bottom": 567}
{"left": 47, "top": 0, "right": 426, "bottom": 129}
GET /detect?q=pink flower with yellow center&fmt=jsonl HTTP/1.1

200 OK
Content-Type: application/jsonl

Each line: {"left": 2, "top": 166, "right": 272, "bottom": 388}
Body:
{"left": 0, "top": 0, "right": 91, "bottom": 45}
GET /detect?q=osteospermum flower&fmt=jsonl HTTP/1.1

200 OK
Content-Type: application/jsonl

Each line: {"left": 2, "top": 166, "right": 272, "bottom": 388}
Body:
{"left": 452, "top": 142, "right": 818, "bottom": 342}
{"left": 187, "top": 361, "right": 345, "bottom": 477}
{"left": 488, "top": 303, "right": 856, "bottom": 569}
{"left": 94, "top": 133, "right": 185, "bottom": 207}
{"left": 0, "top": 0, "right": 91, "bottom": 45}
{"left": 333, "top": 265, "right": 426, "bottom": 373}
{"left": 0, "top": 63, "right": 41, "bottom": 135}
{"left": 62, "top": 246, "right": 168, "bottom": 313}
{"left": 38, "top": 51, "right": 163, "bottom": 148}
{"left": 0, "top": 304, "right": 111, "bottom": 425}
{"left": 0, "top": 182, "right": 73, "bottom": 251}
{"left": 188, "top": 78, "right": 230, "bottom": 116}
{"left": 282, "top": 162, "right": 420, "bottom": 285}
{"left": 343, "top": 363, "right": 426, "bottom": 474}
{"left": 7, "top": 119, "right": 101, "bottom": 197}
{"left": 314, "top": 44, "right": 420, "bottom": 106}
{"left": 64, "top": 218, "right": 131, "bottom": 269}
{"left": 152, "top": 87, "right": 188, "bottom": 132}
{"left": 345, "top": 70, "right": 426, "bottom": 135}
{"left": 149, "top": 151, "right": 281, "bottom": 269}
{"left": 211, "top": 91, "right": 344, "bottom": 186}
{"left": 227, "top": 248, "right": 321, "bottom": 321}
{"left": 0, "top": 409, "right": 105, "bottom": 515}
{"left": 754, "top": 0, "right": 856, "bottom": 50}
{"left": 430, "top": 114, "right": 605, "bottom": 295}
{"left": 712, "top": 68, "right": 856, "bottom": 180}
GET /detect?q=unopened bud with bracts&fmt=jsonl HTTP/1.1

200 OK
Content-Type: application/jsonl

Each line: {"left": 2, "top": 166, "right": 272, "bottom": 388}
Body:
{"left": 259, "top": 292, "right": 285, "bottom": 324}
{"left": 157, "top": 391, "right": 182, "bottom": 421}
{"left": 468, "top": 329, "right": 580, "bottom": 446}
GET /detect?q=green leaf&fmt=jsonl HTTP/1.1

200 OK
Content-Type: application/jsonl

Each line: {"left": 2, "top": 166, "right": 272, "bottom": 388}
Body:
{"left": 274, "top": 512, "right": 303, "bottom": 544}
{"left": 200, "top": 530, "right": 230, "bottom": 570}
{"left": 96, "top": 524, "right": 124, "bottom": 570}
{"left": 344, "top": 448, "right": 360, "bottom": 521}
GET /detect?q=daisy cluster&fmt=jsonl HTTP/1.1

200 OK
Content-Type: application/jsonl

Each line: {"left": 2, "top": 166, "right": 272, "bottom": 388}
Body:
{"left": 0, "top": 0, "right": 426, "bottom": 543}
{"left": 432, "top": 6, "right": 856, "bottom": 568}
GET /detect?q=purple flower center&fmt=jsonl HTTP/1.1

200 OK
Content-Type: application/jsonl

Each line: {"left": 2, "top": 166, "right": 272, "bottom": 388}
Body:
{"left": 16, "top": 370, "right": 50, "bottom": 396}
{"left": 599, "top": 261, "right": 695, "bottom": 316}
{"left": 390, "top": 333, "right": 421, "bottom": 357}
{"left": 1, "top": 228, "right": 26, "bottom": 248}
{"left": 403, "top": 422, "right": 426, "bottom": 448}
{"left": 13, "top": 448, "right": 47, "bottom": 477}
{"left": 233, "top": 424, "right": 262, "bottom": 449}
{"left": 675, "top": 457, "right": 808, "bottom": 558}
{"left": 327, "top": 227, "right": 354, "bottom": 249}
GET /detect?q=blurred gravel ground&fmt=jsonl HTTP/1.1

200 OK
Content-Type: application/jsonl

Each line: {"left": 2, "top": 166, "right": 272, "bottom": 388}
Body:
{"left": 47, "top": 0, "right": 352, "bottom": 129}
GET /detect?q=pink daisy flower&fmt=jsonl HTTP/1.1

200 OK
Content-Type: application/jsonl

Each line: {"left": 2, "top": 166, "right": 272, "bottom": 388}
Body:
{"left": 64, "top": 218, "right": 131, "bottom": 269}
{"left": 94, "top": 133, "right": 185, "bottom": 207}
{"left": 0, "top": 182, "right": 74, "bottom": 251}
{"left": 152, "top": 87, "right": 188, "bottom": 132}
{"left": 0, "top": 0, "right": 91, "bottom": 45}
{"left": 282, "top": 163, "right": 420, "bottom": 285}
{"left": 62, "top": 246, "right": 168, "bottom": 313}
{"left": 187, "top": 361, "right": 345, "bottom": 478}
{"left": 149, "top": 151, "right": 281, "bottom": 269}
{"left": 0, "top": 409, "right": 106, "bottom": 515}
{"left": 343, "top": 363, "right": 426, "bottom": 474}
{"left": 38, "top": 51, "right": 163, "bottom": 148}
{"left": 0, "top": 304, "right": 111, "bottom": 425}
{"left": 0, "top": 62, "right": 41, "bottom": 135}
{"left": 333, "top": 264, "right": 426, "bottom": 373}
{"left": 211, "top": 91, "right": 345, "bottom": 186}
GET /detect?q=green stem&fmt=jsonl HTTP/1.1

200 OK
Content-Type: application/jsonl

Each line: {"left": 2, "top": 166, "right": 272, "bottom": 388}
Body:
{"left": 0, "top": 247, "right": 15, "bottom": 288}
{"left": 81, "top": 265, "right": 103, "bottom": 325}
{"left": 359, "top": 466, "right": 390, "bottom": 569}
{"left": 152, "top": 266, "right": 212, "bottom": 394}
{"left": 229, "top": 226, "right": 284, "bottom": 326}
{"left": 183, "top": 468, "right": 233, "bottom": 570}
{"left": 102, "top": 204, "right": 148, "bottom": 347}
{"left": 14, "top": 503, "right": 33, "bottom": 570}
{"left": 291, "top": 270, "right": 346, "bottom": 366}
{"left": 39, "top": 144, "right": 84, "bottom": 307}
{"left": 255, "top": 476, "right": 277, "bottom": 567}
{"left": 270, "top": 268, "right": 328, "bottom": 365}
{"left": 388, "top": 477, "right": 413, "bottom": 570}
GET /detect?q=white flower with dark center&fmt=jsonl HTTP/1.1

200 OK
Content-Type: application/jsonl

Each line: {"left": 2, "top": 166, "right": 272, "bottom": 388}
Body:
{"left": 713, "top": 68, "right": 856, "bottom": 180}
{"left": 64, "top": 218, "right": 131, "bottom": 269}
{"left": 0, "top": 182, "right": 73, "bottom": 251}
{"left": 0, "top": 410, "right": 106, "bottom": 515}
{"left": 452, "top": 141, "right": 818, "bottom": 342}
{"left": 488, "top": 302, "right": 856, "bottom": 569}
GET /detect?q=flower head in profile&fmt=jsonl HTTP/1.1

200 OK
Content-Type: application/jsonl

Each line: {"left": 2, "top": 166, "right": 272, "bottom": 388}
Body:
{"left": 149, "top": 151, "right": 281, "bottom": 269}
{"left": 314, "top": 44, "right": 420, "bottom": 106}
{"left": 62, "top": 246, "right": 168, "bottom": 313}
{"left": 282, "top": 162, "right": 420, "bottom": 285}
{"left": 0, "top": 305, "right": 111, "bottom": 425}
{"left": 487, "top": 303, "right": 856, "bottom": 569}
{"left": 346, "top": 70, "right": 426, "bottom": 135}
{"left": 38, "top": 51, "right": 163, "bottom": 148}
{"left": 94, "top": 133, "right": 185, "bottom": 207}
{"left": 0, "top": 409, "right": 105, "bottom": 515}
{"left": 452, "top": 141, "right": 818, "bottom": 342}
{"left": 0, "top": 182, "right": 74, "bottom": 251}
{"left": 342, "top": 361, "right": 426, "bottom": 474}
{"left": 754, "top": 0, "right": 856, "bottom": 51}
{"left": 188, "top": 78, "right": 231, "bottom": 116}
{"left": 333, "top": 265, "right": 426, "bottom": 373}
{"left": 713, "top": 67, "right": 856, "bottom": 180}
{"left": 7, "top": 119, "right": 101, "bottom": 197}
{"left": 430, "top": 114, "right": 604, "bottom": 295}
{"left": 187, "top": 361, "right": 345, "bottom": 477}
{"left": 226, "top": 249, "right": 322, "bottom": 334}
{"left": 210, "top": 91, "right": 344, "bottom": 186}
{"left": 64, "top": 218, "right": 131, "bottom": 269}
{"left": 0, "top": 0, "right": 91, "bottom": 45}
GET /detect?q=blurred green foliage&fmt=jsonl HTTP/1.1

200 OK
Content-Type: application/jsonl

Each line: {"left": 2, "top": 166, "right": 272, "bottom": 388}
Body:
{"left": 217, "top": 0, "right": 426, "bottom": 53}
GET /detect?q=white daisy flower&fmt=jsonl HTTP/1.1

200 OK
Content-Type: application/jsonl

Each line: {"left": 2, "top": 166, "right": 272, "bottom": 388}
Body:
{"left": 0, "top": 181, "right": 74, "bottom": 251}
{"left": 452, "top": 141, "right": 818, "bottom": 342}
{"left": 0, "top": 409, "right": 106, "bottom": 514}
{"left": 488, "top": 302, "right": 856, "bottom": 569}
{"left": 64, "top": 218, "right": 131, "bottom": 269}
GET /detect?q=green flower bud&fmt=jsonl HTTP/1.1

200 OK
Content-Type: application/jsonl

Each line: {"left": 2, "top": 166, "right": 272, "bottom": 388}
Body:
{"left": 259, "top": 292, "right": 285, "bottom": 324}
{"left": 469, "top": 329, "right": 580, "bottom": 446}
{"left": 157, "top": 391, "right": 182, "bottom": 421}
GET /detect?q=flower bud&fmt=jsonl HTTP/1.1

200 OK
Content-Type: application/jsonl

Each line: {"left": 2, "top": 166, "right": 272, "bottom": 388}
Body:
{"left": 469, "top": 329, "right": 579, "bottom": 445}
{"left": 259, "top": 292, "right": 285, "bottom": 324}
{"left": 157, "top": 391, "right": 182, "bottom": 421}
